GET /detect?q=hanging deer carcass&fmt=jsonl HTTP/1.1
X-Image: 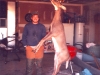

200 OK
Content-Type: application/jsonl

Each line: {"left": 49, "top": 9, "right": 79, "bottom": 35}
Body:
{"left": 35, "top": 0, "right": 71, "bottom": 75}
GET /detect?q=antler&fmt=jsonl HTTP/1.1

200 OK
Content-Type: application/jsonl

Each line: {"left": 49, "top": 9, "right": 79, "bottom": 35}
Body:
{"left": 57, "top": 0, "right": 65, "bottom": 3}
{"left": 51, "top": 0, "right": 66, "bottom": 11}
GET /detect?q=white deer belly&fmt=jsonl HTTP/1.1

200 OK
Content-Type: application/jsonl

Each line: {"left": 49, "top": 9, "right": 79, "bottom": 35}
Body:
{"left": 52, "top": 37, "right": 60, "bottom": 52}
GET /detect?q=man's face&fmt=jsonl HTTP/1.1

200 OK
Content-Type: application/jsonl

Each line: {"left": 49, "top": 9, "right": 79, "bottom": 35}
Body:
{"left": 31, "top": 14, "right": 39, "bottom": 24}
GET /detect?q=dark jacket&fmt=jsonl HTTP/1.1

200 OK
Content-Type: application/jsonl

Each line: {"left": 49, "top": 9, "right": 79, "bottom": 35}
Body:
{"left": 22, "top": 22, "right": 46, "bottom": 46}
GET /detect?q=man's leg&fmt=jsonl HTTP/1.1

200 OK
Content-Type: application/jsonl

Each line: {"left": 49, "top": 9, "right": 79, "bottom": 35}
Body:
{"left": 26, "top": 58, "right": 35, "bottom": 75}
{"left": 35, "top": 58, "right": 43, "bottom": 75}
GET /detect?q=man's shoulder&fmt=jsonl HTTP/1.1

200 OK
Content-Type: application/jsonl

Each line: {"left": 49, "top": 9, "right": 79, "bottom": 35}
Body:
{"left": 38, "top": 23, "right": 45, "bottom": 27}
{"left": 38, "top": 23, "right": 44, "bottom": 25}
{"left": 25, "top": 22, "right": 32, "bottom": 27}
{"left": 26, "top": 22, "right": 32, "bottom": 25}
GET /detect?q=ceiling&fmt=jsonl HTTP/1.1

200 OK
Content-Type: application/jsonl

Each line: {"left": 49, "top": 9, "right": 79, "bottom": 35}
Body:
{"left": 24, "top": 0, "right": 100, "bottom": 4}
{"left": 65, "top": 0, "right": 100, "bottom": 4}
{"left": 5, "top": 0, "right": 100, "bottom": 4}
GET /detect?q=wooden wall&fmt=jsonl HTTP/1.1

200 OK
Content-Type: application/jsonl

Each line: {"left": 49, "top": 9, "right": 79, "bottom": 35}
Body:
{"left": 94, "top": 13, "right": 100, "bottom": 44}
{"left": 83, "top": 2, "right": 100, "bottom": 44}
{"left": 18, "top": 2, "right": 54, "bottom": 24}
{"left": 16, "top": 1, "right": 82, "bottom": 33}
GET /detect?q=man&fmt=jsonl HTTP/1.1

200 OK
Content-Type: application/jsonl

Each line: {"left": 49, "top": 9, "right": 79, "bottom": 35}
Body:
{"left": 22, "top": 12, "right": 46, "bottom": 75}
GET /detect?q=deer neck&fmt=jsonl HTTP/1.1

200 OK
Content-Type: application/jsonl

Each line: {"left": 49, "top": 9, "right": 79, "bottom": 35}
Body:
{"left": 52, "top": 8, "right": 62, "bottom": 23}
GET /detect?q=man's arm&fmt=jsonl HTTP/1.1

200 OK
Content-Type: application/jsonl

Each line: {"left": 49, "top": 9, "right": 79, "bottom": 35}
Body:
{"left": 41, "top": 24, "right": 46, "bottom": 38}
{"left": 22, "top": 25, "right": 28, "bottom": 47}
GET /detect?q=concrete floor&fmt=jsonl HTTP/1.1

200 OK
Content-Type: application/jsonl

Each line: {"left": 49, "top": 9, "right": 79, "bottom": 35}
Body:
{"left": 0, "top": 50, "right": 82, "bottom": 75}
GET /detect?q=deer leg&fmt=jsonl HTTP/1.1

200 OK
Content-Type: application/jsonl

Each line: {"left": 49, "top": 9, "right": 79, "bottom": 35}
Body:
{"left": 35, "top": 32, "right": 53, "bottom": 52}
{"left": 52, "top": 52, "right": 62, "bottom": 75}
{"left": 65, "top": 58, "right": 70, "bottom": 69}
{"left": 66, "top": 58, "right": 74, "bottom": 74}
{"left": 69, "top": 61, "right": 74, "bottom": 74}
{"left": 52, "top": 62, "right": 61, "bottom": 75}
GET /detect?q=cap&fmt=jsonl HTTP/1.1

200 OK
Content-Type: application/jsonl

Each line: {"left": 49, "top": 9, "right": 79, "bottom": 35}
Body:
{"left": 31, "top": 11, "right": 39, "bottom": 17}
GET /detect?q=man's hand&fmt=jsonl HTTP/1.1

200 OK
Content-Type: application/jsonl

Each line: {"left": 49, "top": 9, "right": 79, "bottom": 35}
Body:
{"left": 34, "top": 39, "right": 44, "bottom": 53}
{"left": 32, "top": 49, "right": 36, "bottom": 53}
{"left": 24, "top": 46, "right": 26, "bottom": 47}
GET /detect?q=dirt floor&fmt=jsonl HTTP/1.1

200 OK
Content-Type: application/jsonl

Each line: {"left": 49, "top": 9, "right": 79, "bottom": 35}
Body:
{"left": 0, "top": 50, "right": 82, "bottom": 75}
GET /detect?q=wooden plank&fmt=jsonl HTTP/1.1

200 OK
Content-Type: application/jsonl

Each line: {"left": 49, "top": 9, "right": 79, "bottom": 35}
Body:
{"left": 72, "top": 57, "right": 100, "bottom": 75}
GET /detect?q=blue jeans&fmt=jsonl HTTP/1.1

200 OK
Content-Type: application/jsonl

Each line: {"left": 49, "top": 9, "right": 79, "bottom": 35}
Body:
{"left": 26, "top": 58, "right": 43, "bottom": 75}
